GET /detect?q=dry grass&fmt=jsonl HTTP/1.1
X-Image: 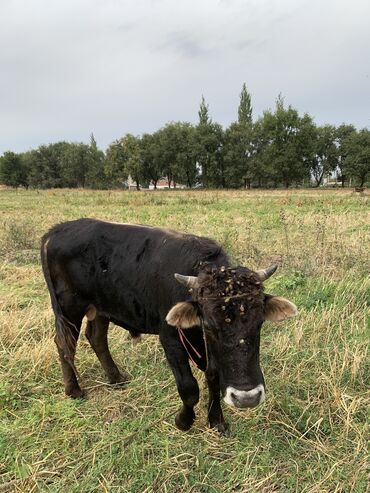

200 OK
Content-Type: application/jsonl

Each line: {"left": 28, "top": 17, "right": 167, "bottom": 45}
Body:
{"left": 0, "top": 188, "right": 369, "bottom": 492}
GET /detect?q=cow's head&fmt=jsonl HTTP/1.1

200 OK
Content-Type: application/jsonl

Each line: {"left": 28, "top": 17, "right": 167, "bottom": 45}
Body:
{"left": 166, "top": 264, "right": 297, "bottom": 409}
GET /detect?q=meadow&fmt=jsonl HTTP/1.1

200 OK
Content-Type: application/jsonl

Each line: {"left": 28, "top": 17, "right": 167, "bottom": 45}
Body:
{"left": 0, "top": 188, "right": 369, "bottom": 492}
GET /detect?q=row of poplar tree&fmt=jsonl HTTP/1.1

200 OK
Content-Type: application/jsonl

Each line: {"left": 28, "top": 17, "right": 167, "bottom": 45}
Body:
{"left": 1, "top": 85, "right": 369, "bottom": 189}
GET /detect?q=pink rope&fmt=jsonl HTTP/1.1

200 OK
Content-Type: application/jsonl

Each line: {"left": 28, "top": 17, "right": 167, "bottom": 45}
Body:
{"left": 177, "top": 327, "right": 202, "bottom": 368}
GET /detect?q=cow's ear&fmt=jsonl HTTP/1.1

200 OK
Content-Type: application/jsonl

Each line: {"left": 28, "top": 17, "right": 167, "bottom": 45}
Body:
{"left": 166, "top": 302, "right": 200, "bottom": 329}
{"left": 264, "top": 295, "right": 298, "bottom": 322}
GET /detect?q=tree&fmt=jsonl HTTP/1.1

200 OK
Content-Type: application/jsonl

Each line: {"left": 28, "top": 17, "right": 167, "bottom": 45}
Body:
{"left": 223, "top": 86, "right": 254, "bottom": 188}
{"left": 195, "top": 121, "right": 224, "bottom": 188}
{"left": 223, "top": 122, "right": 254, "bottom": 188}
{"left": 342, "top": 129, "right": 370, "bottom": 187}
{"left": 105, "top": 139, "right": 128, "bottom": 187}
{"left": 120, "top": 134, "right": 143, "bottom": 190}
{"left": 140, "top": 132, "right": 163, "bottom": 189}
{"left": 27, "top": 142, "right": 69, "bottom": 188}
{"left": 60, "top": 143, "right": 91, "bottom": 188}
{"left": 195, "top": 97, "right": 224, "bottom": 187}
{"left": 198, "top": 95, "right": 210, "bottom": 125}
{"left": 336, "top": 124, "right": 356, "bottom": 187}
{"left": 156, "top": 122, "right": 198, "bottom": 188}
{"left": 0, "top": 151, "right": 28, "bottom": 187}
{"left": 238, "top": 83, "right": 253, "bottom": 125}
{"left": 85, "top": 133, "right": 107, "bottom": 188}
{"left": 255, "top": 96, "right": 314, "bottom": 187}
{"left": 309, "top": 125, "right": 338, "bottom": 187}
{"left": 173, "top": 123, "right": 198, "bottom": 188}
{"left": 158, "top": 123, "right": 182, "bottom": 187}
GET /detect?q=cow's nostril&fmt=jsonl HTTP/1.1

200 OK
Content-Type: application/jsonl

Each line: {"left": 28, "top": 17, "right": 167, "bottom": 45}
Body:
{"left": 231, "top": 389, "right": 261, "bottom": 407}
{"left": 224, "top": 385, "right": 265, "bottom": 408}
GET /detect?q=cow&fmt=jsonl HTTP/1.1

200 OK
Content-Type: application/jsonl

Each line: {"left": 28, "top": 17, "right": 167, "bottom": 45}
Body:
{"left": 41, "top": 218, "right": 297, "bottom": 433}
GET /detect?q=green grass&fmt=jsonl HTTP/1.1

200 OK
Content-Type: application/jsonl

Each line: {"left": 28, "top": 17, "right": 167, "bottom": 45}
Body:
{"left": 0, "top": 188, "right": 369, "bottom": 492}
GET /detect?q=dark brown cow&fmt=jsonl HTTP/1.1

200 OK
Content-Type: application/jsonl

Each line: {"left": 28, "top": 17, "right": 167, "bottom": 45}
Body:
{"left": 41, "top": 218, "right": 297, "bottom": 433}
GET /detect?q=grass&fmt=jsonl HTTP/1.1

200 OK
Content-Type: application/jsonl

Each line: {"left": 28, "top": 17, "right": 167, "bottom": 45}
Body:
{"left": 0, "top": 188, "right": 369, "bottom": 492}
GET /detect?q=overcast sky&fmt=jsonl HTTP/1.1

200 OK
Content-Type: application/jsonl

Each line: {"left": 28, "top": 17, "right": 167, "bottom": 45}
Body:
{"left": 1, "top": 0, "right": 369, "bottom": 154}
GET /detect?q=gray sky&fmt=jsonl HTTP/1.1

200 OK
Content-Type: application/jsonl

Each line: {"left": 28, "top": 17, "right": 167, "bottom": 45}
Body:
{"left": 1, "top": 0, "right": 369, "bottom": 154}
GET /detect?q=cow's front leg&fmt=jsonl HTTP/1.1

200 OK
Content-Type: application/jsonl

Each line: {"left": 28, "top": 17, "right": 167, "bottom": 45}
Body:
{"left": 206, "top": 368, "right": 227, "bottom": 434}
{"left": 161, "top": 336, "right": 199, "bottom": 431}
{"left": 174, "top": 372, "right": 199, "bottom": 431}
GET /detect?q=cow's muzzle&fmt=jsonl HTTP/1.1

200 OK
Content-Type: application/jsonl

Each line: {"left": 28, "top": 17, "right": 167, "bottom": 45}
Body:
{"left": 223, "top": 384, "right": 265, "bottom": 408}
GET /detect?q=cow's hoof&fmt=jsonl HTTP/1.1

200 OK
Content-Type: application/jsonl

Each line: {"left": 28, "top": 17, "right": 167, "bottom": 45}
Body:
{"left": 210, "top": 421, "right": 228, "bottom": 436}
{"left": 175, "top": 409, "right": 195, "bottom": 431}
{"left": 107, "top": 370, "right": 130, "bottom": 386}
{"left": 66, "top": 387, "right": 85, "bottom": 399}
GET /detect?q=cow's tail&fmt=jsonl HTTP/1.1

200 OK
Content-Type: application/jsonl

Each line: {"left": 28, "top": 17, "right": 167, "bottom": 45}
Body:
{"left": 41, "top": 235, "right": 79, "bottom": 378}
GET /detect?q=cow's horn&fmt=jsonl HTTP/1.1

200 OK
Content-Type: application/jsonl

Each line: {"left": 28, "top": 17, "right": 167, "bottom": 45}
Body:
{"left": 174, "top": 273, "right": 199, "bottom": 289}
{"left": 256, "top": 264, "right": 278, "bottom": 282}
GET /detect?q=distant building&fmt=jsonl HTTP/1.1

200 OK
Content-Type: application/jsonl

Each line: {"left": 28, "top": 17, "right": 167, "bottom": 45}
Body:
{"left": 322, "top": 171, "right": 341, "bottom": 187}
{"left": 148, "top": 178, "right": 187, "bottom": 190}
{"left": 122, "top": 175, "right": 139, "bottom": 190}
{"left": 123, "top": 176, "right": 187, "bottom": 190}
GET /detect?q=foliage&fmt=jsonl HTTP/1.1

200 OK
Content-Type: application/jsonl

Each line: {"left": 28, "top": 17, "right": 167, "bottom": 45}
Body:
{"left": 238, "top": 83, "right": 253, "bottom": 125}
{"left": 28, "top": 142, "right": 68, "bottom": 188}
{"left": 195, "top": 97, "right": 224, "bottom": 188}
{"left": 342, "top": 128, "right": 370, "bottom": 187}
{"left": 309, "top": 125, "right": 338, "bottom": 187}
{"left": 223, "top": 121, "right": 254, "bottom": 188}
{"left": 85, "top": 133, "right": 107, "bottom": 189}
{"left": 120, "top": 134, "right": 142, "bottom": 190}
{"left": 140, "top": 132, "right": 163, "bottom": 189}
{"left": 105, "top": 139, "right": 128, "bottom": 187}
{"left": 60, "top": 143, "right": 91, "bottom": 188}
{"left": 335, "top": 124, "right": 356, "bottom": 186}
{"left": 0, "top": 151, "right": 28, "bottom": 188}
{"left": 1, "top": 85, "right": 369, "bottom": 189}
{"left": 256, "top": 96, "right": 315, "bottom": 187}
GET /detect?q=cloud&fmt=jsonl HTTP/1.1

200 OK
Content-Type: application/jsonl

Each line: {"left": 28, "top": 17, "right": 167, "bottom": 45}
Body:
{"left": 159, "top": 31, "right": 212, "bottom": 59}
{"left": 0, "top": 0, "right": 369, "bottom": 154}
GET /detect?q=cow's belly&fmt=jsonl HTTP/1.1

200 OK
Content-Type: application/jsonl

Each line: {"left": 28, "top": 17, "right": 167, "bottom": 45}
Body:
{"left": 108, "top": 315, "right": 160, "bottom": 335}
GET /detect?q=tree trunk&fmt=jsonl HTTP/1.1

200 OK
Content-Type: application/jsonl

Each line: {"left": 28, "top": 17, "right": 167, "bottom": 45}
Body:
{"left": 314, "top": 172, "right": 323, "bottom": 187}
{"left": 220, "top": 163, "right": 226, "bottom": 188}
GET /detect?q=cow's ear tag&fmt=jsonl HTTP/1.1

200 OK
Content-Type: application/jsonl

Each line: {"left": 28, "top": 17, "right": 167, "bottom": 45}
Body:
{"left": 264, "top": 295, "right": 298, "bottom": 322}
{"left": 166, "top": 302, "right": 200, "bottom": 329}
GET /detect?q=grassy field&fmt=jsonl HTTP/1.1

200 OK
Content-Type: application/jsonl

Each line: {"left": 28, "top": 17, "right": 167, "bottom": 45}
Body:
{"left": 0, "top": 188, "right": 369, "bottom": 493}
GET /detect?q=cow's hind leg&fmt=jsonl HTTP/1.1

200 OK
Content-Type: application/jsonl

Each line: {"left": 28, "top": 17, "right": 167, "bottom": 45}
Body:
{"left": 54, "top": 315, "right": 83, "bottom": 399}
{"left": 85, "top": 315, "right": 128, "bottom": 385}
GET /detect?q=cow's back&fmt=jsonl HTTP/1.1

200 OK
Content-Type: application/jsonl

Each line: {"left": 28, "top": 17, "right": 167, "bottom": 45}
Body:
{"left": 42, "top": 219, "right": 228, "bottom": 334}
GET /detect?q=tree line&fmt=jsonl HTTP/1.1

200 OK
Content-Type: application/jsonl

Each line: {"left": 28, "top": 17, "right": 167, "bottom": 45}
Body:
{"left": 1, "top": 85, "right": 369, "bottom": 189}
